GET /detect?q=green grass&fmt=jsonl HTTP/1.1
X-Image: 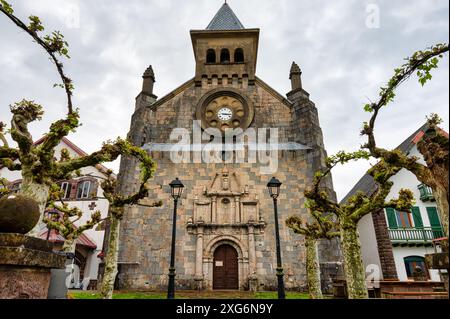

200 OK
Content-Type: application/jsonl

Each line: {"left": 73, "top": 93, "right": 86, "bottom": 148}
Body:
{"left": 68, "top": 290, "right": 311, "bottom": 300}
{"left": 254, "top": 292, "right": 310, "bottom": 299}
{"left": 69, "top": 291, "right": 165, "bottom": 299}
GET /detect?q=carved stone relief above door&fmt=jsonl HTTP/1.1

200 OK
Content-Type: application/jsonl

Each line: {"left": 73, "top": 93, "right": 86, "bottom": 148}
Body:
{"left": 186, "top": 167, "right": 266, "bottom": 290}
{"left": 189, "top": 167, "right": 263, "bottom": 225}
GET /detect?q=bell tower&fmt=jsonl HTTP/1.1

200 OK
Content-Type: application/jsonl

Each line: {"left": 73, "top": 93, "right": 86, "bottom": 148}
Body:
{"left": 114, "top": 1, "right": 342, "bottom": 293}
{"left": 190, "top": 3, "right": 260, "bottom": 86}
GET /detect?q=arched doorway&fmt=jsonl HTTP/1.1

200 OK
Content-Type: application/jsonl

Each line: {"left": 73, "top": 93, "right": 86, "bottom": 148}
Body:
{"left": 213, "top": 244, "right": 239, "bottom": 290}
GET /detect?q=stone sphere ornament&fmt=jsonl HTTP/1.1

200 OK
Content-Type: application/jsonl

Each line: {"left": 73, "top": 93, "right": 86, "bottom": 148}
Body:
{"left": 0, "top": 195, "right": 40, "bottom": 234}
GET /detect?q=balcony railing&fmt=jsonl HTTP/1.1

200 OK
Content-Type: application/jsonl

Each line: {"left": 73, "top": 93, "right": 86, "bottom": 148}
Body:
{"left": 388, "top": 227, "right": 444, "bottom": 245}
{"left": 418, "top": 184, "right": 435, "bottom": 202}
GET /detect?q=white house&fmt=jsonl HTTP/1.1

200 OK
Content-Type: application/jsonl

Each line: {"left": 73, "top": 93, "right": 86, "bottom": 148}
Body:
{"left": 341, "top": 124, "right": 447, "bottom": 284}
{"left": 0, "top": 137, "right": 115, "bottom": 290}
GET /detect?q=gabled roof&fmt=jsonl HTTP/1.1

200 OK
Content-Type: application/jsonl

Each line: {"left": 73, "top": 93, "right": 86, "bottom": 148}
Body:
{"left": 206, "top": 3, "right": 245, "bottom": 30}
{"left": 340, "top": 123, "right": 430, "bottom": 204}
{"left": 39, "top": 227, "right": 97, "bottom": 249}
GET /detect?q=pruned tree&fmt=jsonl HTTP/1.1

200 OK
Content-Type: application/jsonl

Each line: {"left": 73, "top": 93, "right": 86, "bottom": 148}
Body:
{"left": 1, "top": 2, "right": 77, "bottom": 232}
{"left": 286, "top": 210, "right": 339, "bottom": 299}
{"left": 361, "top": 43, "right": 449, "bottom": 238}
{"left": 99, "top": 149, "right": 161, "bottom": 300}
{"left": 304, "top": 151, "right": 414, "bottom": 298}
{"left": 0, "top": 2, "right": 157, "bottom": 238}
{"left": 1, "top": 2, "right": 165, "bottom": 299}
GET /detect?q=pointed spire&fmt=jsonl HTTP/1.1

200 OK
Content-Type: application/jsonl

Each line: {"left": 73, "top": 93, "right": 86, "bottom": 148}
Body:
{"left": 143, "top": 65, "right": 155, "bottom": 81}
{"left": 289, "top": 62, "right": 302, "bottom": 91}
{"left": 142, "top": 65, "right": 155, "bottom": 96}
{"left": 206, "top": 2, "right": 245, "bottom": 30}
{"left": 289, "top": 62, "right": 301, "bottom": 78}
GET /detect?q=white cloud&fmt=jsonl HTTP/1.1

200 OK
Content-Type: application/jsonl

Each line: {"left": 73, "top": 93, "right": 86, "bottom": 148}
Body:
{"left": 0, "top": 0, "right": 448, "bottom": 201}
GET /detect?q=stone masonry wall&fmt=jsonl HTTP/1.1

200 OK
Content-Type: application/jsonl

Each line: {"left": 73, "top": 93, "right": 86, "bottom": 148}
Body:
{"left": 116, "top": 77, "right": 341, "bottom": 291}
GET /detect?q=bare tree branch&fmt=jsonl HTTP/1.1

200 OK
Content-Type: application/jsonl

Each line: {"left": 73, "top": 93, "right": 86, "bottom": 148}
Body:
{"left": 0, "top": 4, "right": 74, "bottom": 114}
{"left": 361, "top": 44, "right": 449, "bottom": 187}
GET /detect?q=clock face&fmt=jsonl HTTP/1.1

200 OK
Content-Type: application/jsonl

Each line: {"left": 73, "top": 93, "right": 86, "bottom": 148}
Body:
{"left": 218, "top": 107, "right": 233, "bottom": 121}
{"left": 197, "top": 91, "right": 254, "bottom": 133}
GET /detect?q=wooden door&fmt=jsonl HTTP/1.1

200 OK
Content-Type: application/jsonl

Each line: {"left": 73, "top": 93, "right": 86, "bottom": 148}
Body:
{"left": 213, "top": 245, "right": 238, "bottom": 290}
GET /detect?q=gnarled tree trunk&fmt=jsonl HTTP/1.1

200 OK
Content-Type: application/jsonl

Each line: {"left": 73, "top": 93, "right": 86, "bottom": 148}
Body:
{"left": 340, "top": 223, "right": 368, "bottom": 299}
{"left": 101, "top": 213, "right": 121, "bottom": 299}
{"left": 417, "top": 135, "right": 449, "bottom": 238}
{"left": 62, "top": 238, "right": 76, "bottom": 253}
{"left": 21, "top": 177, "right": 50, "bottom": 237}
{"left": 305, "top": 237, "right": 323, "bottom": 299}
{"left": 433, "top": 185, "right": 449, "bottom": 238}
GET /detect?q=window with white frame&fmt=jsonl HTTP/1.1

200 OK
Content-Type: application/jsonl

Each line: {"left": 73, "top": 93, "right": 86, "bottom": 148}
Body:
{"left": 76, "top": 181, "right": 91, "bottom": 199}
{"left": 10, "top": 182, "right": 22, "bottom": 193}
{"left": 60, "top": 182, "right": 70, "bottom": 199}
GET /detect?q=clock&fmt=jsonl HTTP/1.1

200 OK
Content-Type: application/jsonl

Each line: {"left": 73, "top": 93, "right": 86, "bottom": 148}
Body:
{"left": 196, "top": 89, "right": 254, "bottom": 133}
{"left": 218, "top": 107, "right": 233, "bottom": 121}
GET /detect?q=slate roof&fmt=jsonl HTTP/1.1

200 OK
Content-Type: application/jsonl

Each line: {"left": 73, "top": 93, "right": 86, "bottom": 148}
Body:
{"left": 340, "top": 123, "right": 430, "bottom": 205}
{"left": 206, "top": 3, "right": 245, "bottom": 30}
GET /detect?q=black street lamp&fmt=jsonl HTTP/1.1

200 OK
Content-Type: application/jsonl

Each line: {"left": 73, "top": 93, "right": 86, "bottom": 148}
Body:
{"left": 267, "top": 177, "right": 286, "bottom": 299}
{"left": 167, "top": 178, "right": 185, "bottom": 299}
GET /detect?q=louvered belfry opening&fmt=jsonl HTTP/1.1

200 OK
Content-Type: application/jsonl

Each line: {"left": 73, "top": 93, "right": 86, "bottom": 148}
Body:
{"left": 220, "top": 49, "right": 230, "bottom": 63}
{"left": 234, "top": 48, "right": 244, "bottom": 63}
{"left": 207, "top": 49, "right": 216, "bottom": 63}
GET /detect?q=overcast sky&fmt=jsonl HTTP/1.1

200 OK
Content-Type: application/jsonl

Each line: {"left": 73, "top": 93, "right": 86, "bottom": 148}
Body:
{"left": 0, "top": 0, "right": 449, "bottom": 200}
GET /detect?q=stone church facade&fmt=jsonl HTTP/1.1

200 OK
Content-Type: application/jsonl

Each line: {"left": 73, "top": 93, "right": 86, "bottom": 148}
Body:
{"left": 114, "top": 3, "right": 341, "bottom": 292}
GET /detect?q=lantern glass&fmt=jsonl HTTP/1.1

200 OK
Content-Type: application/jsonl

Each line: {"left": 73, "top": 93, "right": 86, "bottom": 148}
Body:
{"left": 169, "top": 178, "right": 185, "bottom": 200}
{"left": 267, "top": 177, "right": 282, "bottom": 199}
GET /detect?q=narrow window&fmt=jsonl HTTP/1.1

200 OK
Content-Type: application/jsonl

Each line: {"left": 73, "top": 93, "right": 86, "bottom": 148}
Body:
{"left": 234, "top": 48, "right": 244, "bottom": 63}
{"left": 385, "top": 208, "right": 398, "bottom": 229}
{"left": 76, "top": 181, "right": 91, "bottom": 199}
{"left": 426, "top": 207, "right": 444, "bottom": 238}
{"left": 206, "top": 49, "right": 216, "bottom": 64}
{"left": 60, "top": 182, "right": 70, "bottom": 199}
{"left": 404, "top": 256, "right": 429, "bottom": 280}
{"left": 396, "top": 210, "right": 412, "bottom": 228}
{"left": 220, "top": 49, "right": 230, "bottom": 63}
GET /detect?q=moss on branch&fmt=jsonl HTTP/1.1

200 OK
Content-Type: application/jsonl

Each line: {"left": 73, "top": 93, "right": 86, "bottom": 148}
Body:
{"left": 360, "top": 45, "right": 449, "bottom": 183}
{"left": 360, "top": 44, "right": 449, "bottom": 237}
{"left": 44, "top": 182, "right": 102, "bottom": 246}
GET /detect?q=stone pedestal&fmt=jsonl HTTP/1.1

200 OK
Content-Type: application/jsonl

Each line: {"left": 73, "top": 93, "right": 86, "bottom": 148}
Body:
{"left": 0, "top": 233, "right": 66, "bottom": 299}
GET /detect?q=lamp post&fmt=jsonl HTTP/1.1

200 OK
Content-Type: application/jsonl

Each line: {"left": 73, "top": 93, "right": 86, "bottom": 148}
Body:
{"left": 267, "top": 177, "right": 286, "bottom": 299}
{"left": 167, "top": 178, "right": 185, "bottom": 299}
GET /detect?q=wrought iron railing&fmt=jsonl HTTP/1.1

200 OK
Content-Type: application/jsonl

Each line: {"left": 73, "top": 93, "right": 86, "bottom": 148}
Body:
{"left": 388, "top": 227, "right": 444, "bottom": 243}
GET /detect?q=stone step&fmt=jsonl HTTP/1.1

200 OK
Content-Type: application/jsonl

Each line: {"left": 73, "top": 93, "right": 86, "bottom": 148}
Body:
{"left": 382, "top": 291, "right": 448, "bottom": 299}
